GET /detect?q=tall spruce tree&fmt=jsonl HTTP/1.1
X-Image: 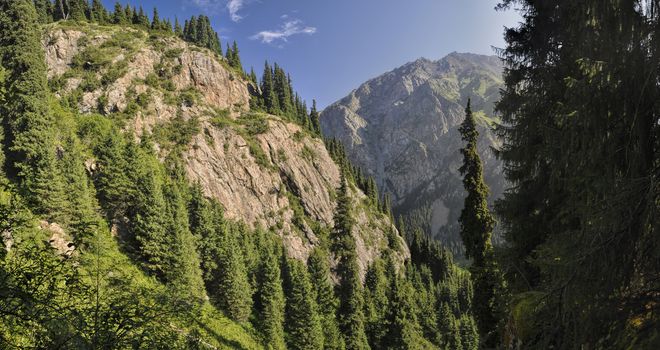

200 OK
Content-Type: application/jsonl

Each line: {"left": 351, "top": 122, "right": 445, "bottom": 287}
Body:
{"left": 174, "top": 17, "right": 183, "bottom": 37}
{"left": 384, "top": 274, "right": 424, "bottom": 349}
{"left": 458, "top": 99, "right": 505, "bottom": 347}
{"left": 67, "top": 0, "right": 88, "bottom": 21}
{"left": 125, "top": 141, "right": 171, "bottom": 281}
{"left": 112, "top": 2, "right": 126, "bottom": 24}
{"left": 363, "top": 259, "right": 389, "bottom": 349}
{"left": 90, "top": 0, "right": 108, "bottom": 24}
{"left": 273, "top": 64, "right": 292, "bottom": 114}
{"left": 496, "top": 1, "right": 659, "bottom": 347}
{"left": 308, "top": 248, "right": 345, "bottom": 350}
{"left": 151, "top": 7, "right": 161, "bottom": 30}
{"left": 229, "top": 41, "right": 243, "bottom": 73}
{"left": 33, "top": 0, "right": 54, "bottom": 23}
{"left": 310, "top": 99, "right": 321, "bottom": 134}
{"left": 332, "top": 174, "right": 370, "bottom": 350}
{"left": 217, "top": 225, "right": 253, "bottom": 322}
{"left": 256, "top": 243, "right": 286, "bottom": 349}
{"left": 284, "top": 258, "right": 324, "bottom": 350}
{"left": 261, "top": 61, "right": 279, "bottom": 113}
{"left": 0, "top": 0, "right": 68, "bottom": 219}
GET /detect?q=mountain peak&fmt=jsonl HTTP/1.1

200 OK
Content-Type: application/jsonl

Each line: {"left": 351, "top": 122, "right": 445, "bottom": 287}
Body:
{"left": 320, "top": 53, "right": 505, "bottom": 256}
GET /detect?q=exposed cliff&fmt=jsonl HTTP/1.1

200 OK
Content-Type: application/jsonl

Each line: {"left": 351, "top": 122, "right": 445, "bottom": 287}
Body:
{"left": 320, "top": 53, "right": 505, "bottom": 255}
{"left": 43, "top": 22, "right": 407, "bottom": 272}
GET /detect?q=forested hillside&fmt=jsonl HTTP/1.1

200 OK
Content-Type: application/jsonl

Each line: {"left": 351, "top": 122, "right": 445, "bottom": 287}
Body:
{"left": 0, "top": 1, "right": 481, "bottom": 349}
{"left": 1, "top": 1, "right": 658, "bottom": 349}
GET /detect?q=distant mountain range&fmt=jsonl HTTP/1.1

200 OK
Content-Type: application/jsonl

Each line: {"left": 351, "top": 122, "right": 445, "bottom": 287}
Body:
{"left": 320, "top": 52, "right": 505, "bottom": 256}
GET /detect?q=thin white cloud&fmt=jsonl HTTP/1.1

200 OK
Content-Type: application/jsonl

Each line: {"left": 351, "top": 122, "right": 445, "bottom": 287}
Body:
{"left": 251, "top": 19, "right": 317, "bottom": 44}
{"left": 189, "top": 0, "right": 245, "bottom": 21}
{"left": 227, "top": 0, "right": 244, "bottom": 22}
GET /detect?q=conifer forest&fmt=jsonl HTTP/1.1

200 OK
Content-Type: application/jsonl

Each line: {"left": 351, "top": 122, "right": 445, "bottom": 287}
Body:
{"left": 0, "top": 1, "right": 657, "bottom": 349}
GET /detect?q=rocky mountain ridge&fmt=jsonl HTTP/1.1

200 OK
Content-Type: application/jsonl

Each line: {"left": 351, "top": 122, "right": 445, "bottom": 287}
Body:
{"left": 320, "top": 52, "right": 505, "bottom": 255}
{"left": 44, "top": 22, "right": 407, "bottom": 272}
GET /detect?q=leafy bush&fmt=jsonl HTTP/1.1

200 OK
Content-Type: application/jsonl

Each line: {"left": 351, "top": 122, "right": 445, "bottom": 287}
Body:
{"left": 80, "top": 71, "right": 100, "bottom": 92}
{"left": 164, "top": 48, "right": 184, "bottom": 59}
{"left": 72, "top": 46, "right": 114, "bottom": 71}
{"left": 244, "top": 117, "right": 269, "bottom": 136}
{"left": 101, "top": 60, "right": 128, "bottom": 86}
{"left": 145, "top": 73, "right": 160, "bottom": 88}
{"left": 178, "top": 87, "right": 200, "bottom": 107}
{"left": 136, "top": 92, "right": 152, "bottom": 108}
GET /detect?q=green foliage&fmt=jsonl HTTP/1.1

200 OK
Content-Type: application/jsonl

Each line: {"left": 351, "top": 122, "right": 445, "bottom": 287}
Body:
{"left": 308, "top": 248, "right": 344, "bottom": 350}
{"left": 182, "top": 15, "right": 222, "bottom": 56}
{"left": 152, "top": 112, "right": 200, "bottom": 153}
{"left": 216, "top": 226, "right": 253, "bottom": 322}
{"left": 284, "top": 258, "right": 324, "bottom": 350}
{"left": 0, "top": 0, "right": 67, "bottom": 220}
{"left": 495, "top": 1, "right": 659, "bottom": 347}
{"left": 34, "top": 0, "right": 54, "bottom": 24}
{"left": 384, "top": 273, "right": 427, "bottom": 349}
{"left": 331, "top": 175, "right": 370, "bottom": 349}
{"left": 458, "top": 99, "right": 506, "bottom": 346}
{"left": 241, "top": 112, "right": 270, "bottom": 135}
{"left": 364, "top": 259, "right": 390, "bottom": 348}
{"left": 72, "top": 46, "right": 115, "bottom": 72}
{"left": 255, "top": 243, "right": 286, "bottom": 349}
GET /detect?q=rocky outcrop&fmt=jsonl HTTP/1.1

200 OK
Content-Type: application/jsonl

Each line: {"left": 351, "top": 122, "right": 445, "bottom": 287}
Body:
{"left": 321, "top": 52, "right": 505, "bottom": 255}
{"left": 43, "top": 23, "right": 406, "bottom": 272}
{"left": 41, "top": 221, "right": 75, "bottom": 257}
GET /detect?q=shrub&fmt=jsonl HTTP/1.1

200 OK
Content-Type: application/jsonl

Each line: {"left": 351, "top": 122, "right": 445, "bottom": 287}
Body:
{"left": 72, "top": 46, "right": 114, "bottom": 71}
{"left": 101, "top": 60, "right": 128, "bottom": 86}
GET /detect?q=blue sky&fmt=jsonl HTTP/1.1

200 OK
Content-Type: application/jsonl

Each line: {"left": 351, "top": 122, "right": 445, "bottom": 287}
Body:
{"left": 101, "top": 0, "right": 521, "bottom": 108}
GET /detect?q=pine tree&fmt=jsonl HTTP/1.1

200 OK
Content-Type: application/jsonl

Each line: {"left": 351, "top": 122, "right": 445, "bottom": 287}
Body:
{"left": 59, "top": 134, "right": 100, "bottom": 242}
{"left": 161, "top": 170, "right": 205, "bottom": 299}
{"left": 273, "top": 64, "right": 292, "bottom": 114}
{"left": 496, "top": 1, "right": 659, "bottom": 347}
{"left": 217, "top": 226, "right": 253, "bottom": 322}
{"left": 185, "top": 16, "right": 197, "bottom": 42}
{"left": 125, "top": 5, "right": 133, "bottom": 24}
{"left": 261, "top": 61, "right": 279, "bottom": 113}
{"left": 363, "top": 259, "right": 389, "bottom": 349}
{"left": 94, "top": 131, "right": 134, "bottom": 219}
{"left": 256, "top": 243, "right": 286, "bottom": 349}
{"left": 195, "top": 15, "right": 208, "bottom": 47}
{"left": 249, "top": 67, "right": 258, "bottom": 86}
{"left": 458, "top": 99, "right": 505, "bottom": 347}
{"left": 0, "top": 0, "right": 68, "bottom": 219}
{"left": 53, "top": 0, "right": 66, "bottom": 20}
{"left": 136, "top": 6, "right": 149, "bottom": 28}
{"left": 212, "top": 32, "right": 222, "bottom": 55}
{"left": 284, "top": 258, "right": 324, "bottom": 350}
{"left": 151, "top": 7, "right": 160, "bottom": 30}
{"left": 67, "top": 0, "right": 88, "bottom": 21}
{"left": 174, "top": 17, "right": 183, "bottom": 37}
{"left": 310, "top": 99, "right": 321, "bottom": 135}
{"left": 33, "top": 0, "right": 54, "bottom": 23}
{"left": 332, "top": 174, "right": 370, "bottom": 350}
{"left": 112, "top": 2, "right": 126, "bottom": 24}
{"left": 308, "top": 248, "right": 345, "bottom": 350}
{"left": 90, "top": 0, "right": 107, "bottom": 24}
{"left": 125, "top": 142, "right": 171, "bottom": 281}
{"left": 458, "top": 315, "right": 479, "bottom": 350}
{"left": 384, "top": 275, "right": 424, "bottom": 349}
{"left": 228, "top": 41, "right": 243, "bottom": 73}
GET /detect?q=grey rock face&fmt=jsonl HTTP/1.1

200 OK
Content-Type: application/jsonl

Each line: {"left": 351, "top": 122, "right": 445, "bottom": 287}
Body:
{"left": 321, "top": 52, "right": 506, "bottom": 255}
